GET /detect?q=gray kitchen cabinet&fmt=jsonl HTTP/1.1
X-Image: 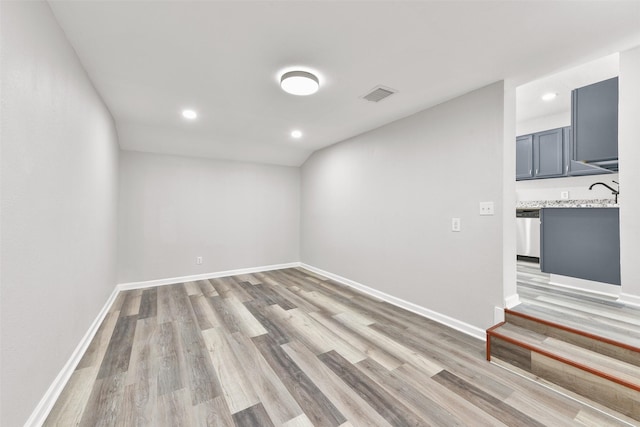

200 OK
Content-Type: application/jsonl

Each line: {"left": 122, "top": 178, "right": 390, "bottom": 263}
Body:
{"left": 516, "top": 127, "right": 568, "bottom": 180}
{"left": 563, "top": 126, "right": 572, "bottom": 176}
{"left": 572, "top": 77, "right": 618, "bottom": 162}
{"left": 516, "top": 76, "right": 618, "bottom": 181}
{"left": 516, "top": 135, "right": 534, "bottom": 180}
{"left": 534, "top": 128, "right": 564, "bottom": 178}
{"left": 540, "top": 208, "right": 620, "bottom": 285}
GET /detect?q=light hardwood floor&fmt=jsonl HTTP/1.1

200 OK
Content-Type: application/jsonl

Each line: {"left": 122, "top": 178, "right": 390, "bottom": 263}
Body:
{"left": 45, "top": 268, "right": 634, "bottom": 426}
{"left": 516, "top": 261, "right": 640, "bottom": 348}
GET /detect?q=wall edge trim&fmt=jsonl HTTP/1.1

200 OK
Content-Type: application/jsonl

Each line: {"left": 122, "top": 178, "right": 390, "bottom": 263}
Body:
{"left": 25, "top": 286, "right": 120, "bottom": 427}
{"left": 505, "top": 293, "right": 521, "bottom": 309}
{"left": 299, "top": 263, "right": 486, "bottom": 341}
{"left": 548, "top": 275, "right": 620, "bottom": 298}
{"left": 618, "top": 292, "right": 640, "bottom": 308}
{"left": 117, "top": 262, "right": 302, "bottom": 291}
{"left": 26, "top": 261, "right": 301, "bottom": 425}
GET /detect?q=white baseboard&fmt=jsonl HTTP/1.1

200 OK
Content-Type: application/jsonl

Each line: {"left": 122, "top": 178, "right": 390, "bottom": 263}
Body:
{"left": 28, "top": 260, "right": 491, "bottom": 425}
{"left": 618, "top": 292, "right": 640, "bottom": 308}
{"left": 548, "top": 274, "right": 620, "bottom": 298}
{"left": 117, "top": 262, "right": 302, "bottom": 291}
{"left": 25, "top": 287, "right": 120, "bottom": 427}
{"left": 504, "top": 293, "right": 521, "bottom": 309}
{"left": 300, "top": 263, "right": 486, "bottom": 341}
{"left": 26, "top": 262, "right": 300, "bottom": 426}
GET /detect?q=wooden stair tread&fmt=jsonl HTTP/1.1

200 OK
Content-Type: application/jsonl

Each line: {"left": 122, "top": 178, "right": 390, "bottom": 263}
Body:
{"left": 505, "top": 308, "right": 640, "bottom": 357}
{"left": 508, "top": 262, "right": 640, "bottom": 421}
{"left": 515, "top": 296, "right": 640, "bottom": 330}
{"left": 511, "top": 304, "right": 640, "bottom": 349}
{"left": 491, "top": 323, "right": 640, "bottom": 388}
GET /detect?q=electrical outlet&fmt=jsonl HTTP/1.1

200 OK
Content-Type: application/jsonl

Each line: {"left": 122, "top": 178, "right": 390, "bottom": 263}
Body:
{"left": 479, "top": 201, "right": 494, "bottom": 216}
{"left": 451, "top": 218, "right": 461, "bottom": 232}
{"left": 561, "top": 191, "right": 570, "bottom": 200}
{"left": 196, "top": 256, "right": 203, "bottom": 265}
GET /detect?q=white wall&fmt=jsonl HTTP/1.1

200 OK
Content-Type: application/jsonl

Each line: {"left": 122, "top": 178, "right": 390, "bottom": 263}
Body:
{"left": 516, "top": 111, "right": 570, "bottom": 136}
{"left": 118, "top": 151, "right": 300, "bottom": 283}
{"left": 301, "top": 82, "right": 505, "bottom": 331}
{"left": 0, "top": 2, "right": 119, "bottom": 426}
{"left": 516, "top": 173, "right": 620, "bottom": 202}
{"left": 502, "top": 82, "right": 518, "bottom": 312}
{"left": 618, "top": 46, "right": 640, "bottom": 305}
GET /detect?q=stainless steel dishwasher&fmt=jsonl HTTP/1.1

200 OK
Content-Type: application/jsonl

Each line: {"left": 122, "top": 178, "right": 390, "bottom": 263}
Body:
{"left": 516, "top": 209, "right": 540, "bottom": 260}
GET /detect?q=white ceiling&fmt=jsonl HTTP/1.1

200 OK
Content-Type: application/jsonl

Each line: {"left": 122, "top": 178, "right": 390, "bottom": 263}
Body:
{"left": 48, "top": 1, "right": 640, "bottom": 166}
{"left": 517, "top": 54, "right": 620, "bottom": 125}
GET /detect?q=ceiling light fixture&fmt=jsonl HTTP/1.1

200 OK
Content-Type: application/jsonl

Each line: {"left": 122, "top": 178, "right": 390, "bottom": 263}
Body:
{"left": 280, "top": 71, "right": 319, "bottom": 96}
{"left": 291, "top": 130, "right": 303, "bottom": 138}
{"left": 182, "top": 109, "right": 198, "bottom": 120}
{"left": 541, "top": 93, "right": 557, "bottom": 101}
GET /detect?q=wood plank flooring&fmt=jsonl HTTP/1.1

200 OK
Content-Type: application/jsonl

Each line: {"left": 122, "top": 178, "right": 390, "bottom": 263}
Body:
{"left": 45, "top": 268, "right": 635, "bottom": 426}
{"left": 516, "top": 261, "right": 640, "bottom": 348}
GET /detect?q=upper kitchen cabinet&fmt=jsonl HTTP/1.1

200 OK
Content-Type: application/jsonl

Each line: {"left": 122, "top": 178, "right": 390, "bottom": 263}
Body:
{"left": 515, "top": 54, "right": 619, "bottom": 180}
{"left": 534, "top": 128, "right": 565, "bottom": 178}
{"left": 516, "top": 135, "right": 534, "bottom": 179}
{"left": 572, "top": 77, "right": 619, "bottom": 164}
{"left": 516, "top": 127, "right": 568, "bottom": 180}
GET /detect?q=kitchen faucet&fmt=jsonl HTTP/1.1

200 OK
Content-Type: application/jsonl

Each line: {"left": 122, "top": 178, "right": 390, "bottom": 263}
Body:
{"left": 589, "top": 181, "right": 619, "bottom": 203}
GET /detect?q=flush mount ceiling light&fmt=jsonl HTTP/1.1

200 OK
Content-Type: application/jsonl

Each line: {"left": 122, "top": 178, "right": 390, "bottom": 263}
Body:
{"left": 291, "top": 130, "right": 303, "bottom": 138}
{"left": 541, "top": 93, "right": 557, "bottom": 101}
{"left": 280, "top": 71, "right": 319, "bottom": 96}
{"left": 182, "top": 109, "right": 198, "bottom": 120}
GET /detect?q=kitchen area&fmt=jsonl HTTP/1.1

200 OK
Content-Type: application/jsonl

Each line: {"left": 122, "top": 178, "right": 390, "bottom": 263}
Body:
{"left": 515, "top": 53, "right": 622, "bottom": 297}
{"left": 491, "top": 52, "right": 639, "bottom": 421}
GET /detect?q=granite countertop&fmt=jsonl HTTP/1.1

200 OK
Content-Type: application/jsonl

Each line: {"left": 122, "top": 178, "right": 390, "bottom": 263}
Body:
{"left": 517, "top": 199, "right": 618, "bottom": 209}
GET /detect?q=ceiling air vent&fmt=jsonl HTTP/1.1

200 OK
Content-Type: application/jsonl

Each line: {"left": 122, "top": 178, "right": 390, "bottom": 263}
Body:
{"left": 362, "top": 86, "right": 397, "bottom": 103}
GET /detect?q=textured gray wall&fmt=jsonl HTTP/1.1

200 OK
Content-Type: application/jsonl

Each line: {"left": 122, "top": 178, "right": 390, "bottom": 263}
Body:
{"left": 301, "top": 82, "right": 505, "bottom": 330}
{"left": 0, "top": 2, "right": 119, "bottom": 425}
{"left": 619, "top": 46, "right": 640, "bottom": 303}
{"left": 118, "top": 151, "right": 300, "bottom": 283}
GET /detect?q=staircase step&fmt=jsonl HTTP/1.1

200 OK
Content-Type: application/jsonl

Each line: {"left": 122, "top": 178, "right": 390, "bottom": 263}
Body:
{"left": 487, "top": 318, "right": 640, "bottom": 421}
{"left": 505, "top": 308, "right": 640, "bottom": 367}
{"left": 491, "top": 323, "right": 640, "bottom": 388}
{"left": 510, "top": 303, "right": 640, "bottom": 350}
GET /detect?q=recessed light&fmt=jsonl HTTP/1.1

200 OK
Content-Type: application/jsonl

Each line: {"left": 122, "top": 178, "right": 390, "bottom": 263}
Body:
{"left": 291, "top": 130, "right": 303, "bottom": 138}
{"left": 541, "top": 93, "right": 557, "bottom": 101}
{"left": 182, "top": 109, "right": 198, "bottom": 120}
{"left": 280, "top": 71, "right": 319, "bottom": 96}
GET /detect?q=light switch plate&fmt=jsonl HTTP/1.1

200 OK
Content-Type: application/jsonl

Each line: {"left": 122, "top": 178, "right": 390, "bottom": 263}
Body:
{"left": 561, "top": 191, "right": 570, "bottom": 200}
{"left": 479, "top": 201, "right": 494, "bottom": 216}
{"left": 451, "top": 218, "right": 461, "bottom": 232}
